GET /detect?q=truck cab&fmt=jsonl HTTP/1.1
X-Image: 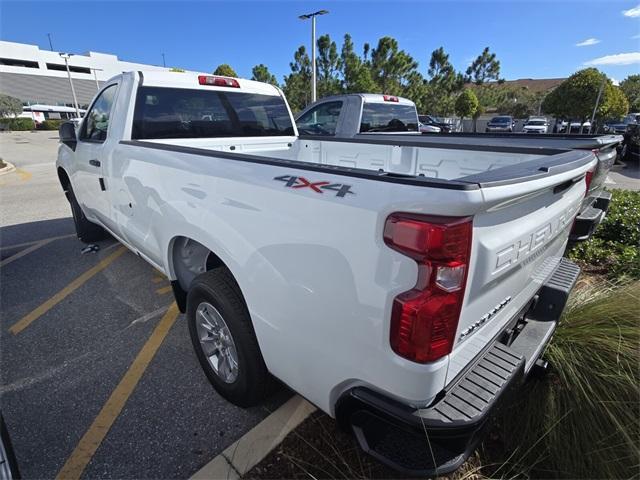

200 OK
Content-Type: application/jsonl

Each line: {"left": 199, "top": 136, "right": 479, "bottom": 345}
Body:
{"left": 295, "top": 93, "right": 419, "bottom": 137}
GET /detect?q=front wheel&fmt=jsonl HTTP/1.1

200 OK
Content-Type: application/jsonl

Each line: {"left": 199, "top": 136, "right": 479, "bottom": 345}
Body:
{"left": 66, "top": 185, "right": 107, "bottom": 243}
{"left": 187, "top": 269, "right": 271, "bottom": 407}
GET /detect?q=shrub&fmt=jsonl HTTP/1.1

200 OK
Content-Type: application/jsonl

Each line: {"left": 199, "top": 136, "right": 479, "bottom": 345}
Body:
{"left": 568, "top": 189, "right": 640, "bottom": 279}
{"left": 38, "top": 119, "right": 65, "bottom": 130}
{"left": 484, "top": 280, "right": 640, "bottom": 479}
{"left": 0, "top": 118, "right": 35, "bottom": 131}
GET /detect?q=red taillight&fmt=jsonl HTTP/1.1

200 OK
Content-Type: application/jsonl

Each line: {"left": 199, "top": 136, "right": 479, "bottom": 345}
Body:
{"left": 383, "top": 95, "right": 399, "bottom": 102}
{"left": 198, "top": 75, "right": 240, "bottom": 88}
{"left": 384, "top": 214, "right": 473, "bottom": 363}
{"left": 584, "top": 169, "right": 594, "bottom": 195}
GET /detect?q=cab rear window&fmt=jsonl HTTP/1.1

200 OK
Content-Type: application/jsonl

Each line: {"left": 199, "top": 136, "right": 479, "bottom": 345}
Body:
{"left": 132, "top": 86, "right": 294, "bottom": 139}
{"left": 360, "top": 103, "right": 418, "bottom": 133}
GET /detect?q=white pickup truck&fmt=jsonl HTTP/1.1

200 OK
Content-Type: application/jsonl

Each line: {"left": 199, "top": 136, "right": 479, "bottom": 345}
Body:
{"left": 57, "top": 71, "right": 594, "bottom": 476}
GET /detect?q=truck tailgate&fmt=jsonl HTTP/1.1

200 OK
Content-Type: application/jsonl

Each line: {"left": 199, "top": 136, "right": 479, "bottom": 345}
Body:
{"left": 446, "top": 159, "right": 591, "bottom": 383}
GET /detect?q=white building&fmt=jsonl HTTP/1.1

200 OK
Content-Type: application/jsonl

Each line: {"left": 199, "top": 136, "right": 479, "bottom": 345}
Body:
{"left": 0, "top": 41, "right": 170, "bottom": 107}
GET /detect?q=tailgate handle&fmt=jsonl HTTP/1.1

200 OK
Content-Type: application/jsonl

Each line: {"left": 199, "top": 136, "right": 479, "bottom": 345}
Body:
{"left": 89, "top": 159, "right": 101, "bottom": 167}
{"left": 553, "top": 177, "right": 580, "bottom": 194}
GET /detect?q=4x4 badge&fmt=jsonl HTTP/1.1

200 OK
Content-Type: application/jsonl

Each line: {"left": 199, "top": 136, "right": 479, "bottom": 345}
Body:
{"left": 274, "top": 175, "right": 355, "bottom": 198}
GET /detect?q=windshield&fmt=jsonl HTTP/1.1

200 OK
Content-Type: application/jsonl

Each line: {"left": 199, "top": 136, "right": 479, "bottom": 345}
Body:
{"left": 360, "top": 103, "right": 418, "bottom": 133}
{"left": 623, "top": 114, "right": 640, "bottom": 124}
{"left": 132, "top": 86, "right": 294, "bottom": 139}
{"left": 527, "top": 120, "right": 546, "bottom": 126}
{"left": 492, "top": 117, "right": 511, "bottom": 124}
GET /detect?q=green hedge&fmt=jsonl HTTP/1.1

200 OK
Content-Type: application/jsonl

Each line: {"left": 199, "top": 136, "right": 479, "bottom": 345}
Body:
{"left": 568, "top": 189, "right": 640, "bottom": 279}
{"left": 38, "top": 119, "right": 65, "bottom": 130}
{"left": 0, "top": 118, "right": 35, "bottom": 131}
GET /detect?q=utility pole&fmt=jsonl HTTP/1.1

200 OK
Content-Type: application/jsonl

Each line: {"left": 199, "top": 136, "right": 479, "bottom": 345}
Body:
{"left": 47, "top": 33, "right": 54, "bottom": 51}
{"left": 298, "top": 10, "right": 328, "bottom": 103}
{"left": 90, "top": 67, "right": 103, "bottom": 90}
{"left": 162, "top": 53, "right": 166, "bottom": 68}
{"left": 59, "top": 53, "right": 81, "bottom": 119}
{"left": 589, "top": 76, "right": 606, "bottom": 134}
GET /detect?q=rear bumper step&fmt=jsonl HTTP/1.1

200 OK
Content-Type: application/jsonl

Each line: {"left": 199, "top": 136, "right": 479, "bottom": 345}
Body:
{"left": 339, "top": 258, "right": 580, "bottom": 477}
{"left": 570, "top": 191, "right": 611, "bottom": 242}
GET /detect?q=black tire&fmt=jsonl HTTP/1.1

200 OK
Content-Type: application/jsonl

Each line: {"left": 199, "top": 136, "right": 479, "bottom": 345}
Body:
{"left": 66, "top": 185, "right": 107, "bottom": 243}
{"left": 187, "top": 268, "right": 271, "bottom": 407}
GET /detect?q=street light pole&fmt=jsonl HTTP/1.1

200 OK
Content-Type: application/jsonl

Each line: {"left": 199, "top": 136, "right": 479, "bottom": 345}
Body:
{"left": 299, "top": 9, "right": 328, "bottom": 104}
{"left": 59, "top": 53, "right": 81, "bottom": 119}
{"left": 90, "top": 67, "right": 103, "bottom": 90}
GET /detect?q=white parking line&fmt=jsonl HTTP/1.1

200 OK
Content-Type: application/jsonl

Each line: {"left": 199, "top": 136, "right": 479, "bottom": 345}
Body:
{"left": 191, "top": 395, "right": 316, "bottom": 480}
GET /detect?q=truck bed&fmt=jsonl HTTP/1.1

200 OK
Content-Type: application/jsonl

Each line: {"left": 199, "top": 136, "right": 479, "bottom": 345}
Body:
{"left": 130, "top": 134, "right": 593, "bottom": 188}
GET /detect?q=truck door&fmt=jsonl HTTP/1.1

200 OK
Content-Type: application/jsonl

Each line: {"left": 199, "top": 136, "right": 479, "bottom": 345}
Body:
{"left": 74, "top": 83, "right": 119, "bottom": 228}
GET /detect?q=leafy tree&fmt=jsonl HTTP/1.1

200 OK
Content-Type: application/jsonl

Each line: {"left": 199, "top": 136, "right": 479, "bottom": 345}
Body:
{"left": 620, "top": 74, "right": 640, "bottom": 112}
{"left": 282, "top": 46, "right": 312, "bottom": 112}
{"left": 340, "top": 34, "right": 377, "bottom": 93}
{"left": 543, "top": 68, "right": 629, "bottom": 125}
{"left": 213, "top": 64, "right": 238, "bottom": 77}
{"left": 251, "top": 64, "right": 279, "bottom": 86}
{"left": 0, "top": 94, "right": 23, "bottom": 117}
{"left": 423, "top": 47, "right": 463, "bottom": 115}
{"left": 465, "top": 47, "right": 501, "bottom": 85}
{"left": 455, "top": 89, "right": 479, "bottom": 131}
{"left": 403, "top": 72, "right": 429, "bottom": 112}
{"left": 606, "top": 85, "right": 630, "bottom": 120}
{"left": 316, "top": 34, "right": 342, "bottom": 98}
{"left": 494, "top": 85, "right": 541, "bottom": 117}
{"left": 370, "top": 36, "right": 418, "bottom": 95}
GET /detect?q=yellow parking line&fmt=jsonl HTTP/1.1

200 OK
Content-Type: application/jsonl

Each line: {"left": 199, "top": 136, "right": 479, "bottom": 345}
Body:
{"left": 55, "top": 303, "right": 180, "bottom": 480}
{"left": 151, "top": 276, "right": 164, "bottom": 284}
{"left": 0, "top": 238, "right": 54, "bottom": 268}
{"left": 8, "top": 246, "right": 127, "bottom": 335}
{"left": 16, "top": 168, "right": 32, "bottom": 182}
{"left": 155, "top": 285, "right": 172, "bottom": 295}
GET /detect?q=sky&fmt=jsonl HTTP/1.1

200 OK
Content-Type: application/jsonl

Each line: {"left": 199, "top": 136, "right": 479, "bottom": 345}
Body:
{"left": 1, "top": 0, "right": 639, "bottom": 84}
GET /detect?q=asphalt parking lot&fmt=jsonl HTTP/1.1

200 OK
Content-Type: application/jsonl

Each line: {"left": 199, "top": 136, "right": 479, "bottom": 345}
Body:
{"left": 0, "top": 131, "right": 290, "bottom": 479}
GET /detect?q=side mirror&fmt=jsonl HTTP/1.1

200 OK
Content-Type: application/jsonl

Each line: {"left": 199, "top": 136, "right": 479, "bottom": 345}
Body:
{"left": 59, "top": 121, "right": 77, "bottom": 150}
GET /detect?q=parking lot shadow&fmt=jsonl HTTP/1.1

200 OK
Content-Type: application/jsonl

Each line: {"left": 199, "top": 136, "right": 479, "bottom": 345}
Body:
{"left": 1, "top": 217, "right": 76, "bottom": 248}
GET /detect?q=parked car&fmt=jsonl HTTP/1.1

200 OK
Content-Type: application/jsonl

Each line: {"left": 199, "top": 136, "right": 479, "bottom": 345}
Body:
{"left": 296, "top": 93, "right": 419, "bottom": 136}
{"left": 485, "top": 115, "right": 515, "bottom": 133}
{"left": 621, "top": 123, "right": 640, "bottom": 162}
{"left": 522, "top": 116, "right": 549, "bottom": 134}
{"left": 418, "top": 114, "right": 452, "bottom": 133}
{"left": 58, "top": 71, "right": 597, "bottom": 476}
{"left": 418, "top": 122, "right": 441, "bottom": 133}
{"left": 604, "top": 113, "right": 640, "bottom": 134}
{"left": 569, "top": 120, "right": 591, "bottom": 134}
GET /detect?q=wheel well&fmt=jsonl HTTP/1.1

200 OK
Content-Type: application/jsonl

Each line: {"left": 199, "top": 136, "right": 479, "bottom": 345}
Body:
{"left": 170, "top": 236, "right": 229, "bottom": 311}
{"left": 57, "top": 167, "right": 70, "bottom": 192}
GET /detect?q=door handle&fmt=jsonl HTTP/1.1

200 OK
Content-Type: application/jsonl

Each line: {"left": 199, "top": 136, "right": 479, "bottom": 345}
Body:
{"left": 89, "top": 159, "right": 101, "bottom": 167}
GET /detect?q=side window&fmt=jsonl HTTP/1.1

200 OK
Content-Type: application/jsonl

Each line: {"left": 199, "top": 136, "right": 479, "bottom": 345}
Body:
{"left": 296, "top": 101, "right": 343, "bottom": 135}
{"left": 81, "top": 85, "right": 117, "bottom": 142}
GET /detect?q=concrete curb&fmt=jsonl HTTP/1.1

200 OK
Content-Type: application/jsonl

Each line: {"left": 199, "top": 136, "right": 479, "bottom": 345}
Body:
{"left": 191, "top": 395, "right": 317, "bottom": 480}
{"left": 0, "top": 161, "right": 16, "bottom": 176}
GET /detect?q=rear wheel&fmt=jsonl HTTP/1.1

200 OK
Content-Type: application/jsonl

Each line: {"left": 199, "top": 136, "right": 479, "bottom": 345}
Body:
{"left": 187, "top": 268, "right": 271, "bottom": 407}
{"left": 66, "top": 185, "right": 107, "bottom": 243}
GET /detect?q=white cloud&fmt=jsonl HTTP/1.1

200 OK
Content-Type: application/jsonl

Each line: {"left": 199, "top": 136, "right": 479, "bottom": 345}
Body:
{"left": 576, "top": 38, "right": 600, "bottom": 47}
{"left": 622, "top": 4, "right": 640, "bottom": 17}
{"left": 584, "top": 52, "right": 640, "bottom": 66}
{"left": 633, "top": 34, "right": 640, "bottom": 39}
{"left": 611, "top": 77, "right": 620, "bottom": 86}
